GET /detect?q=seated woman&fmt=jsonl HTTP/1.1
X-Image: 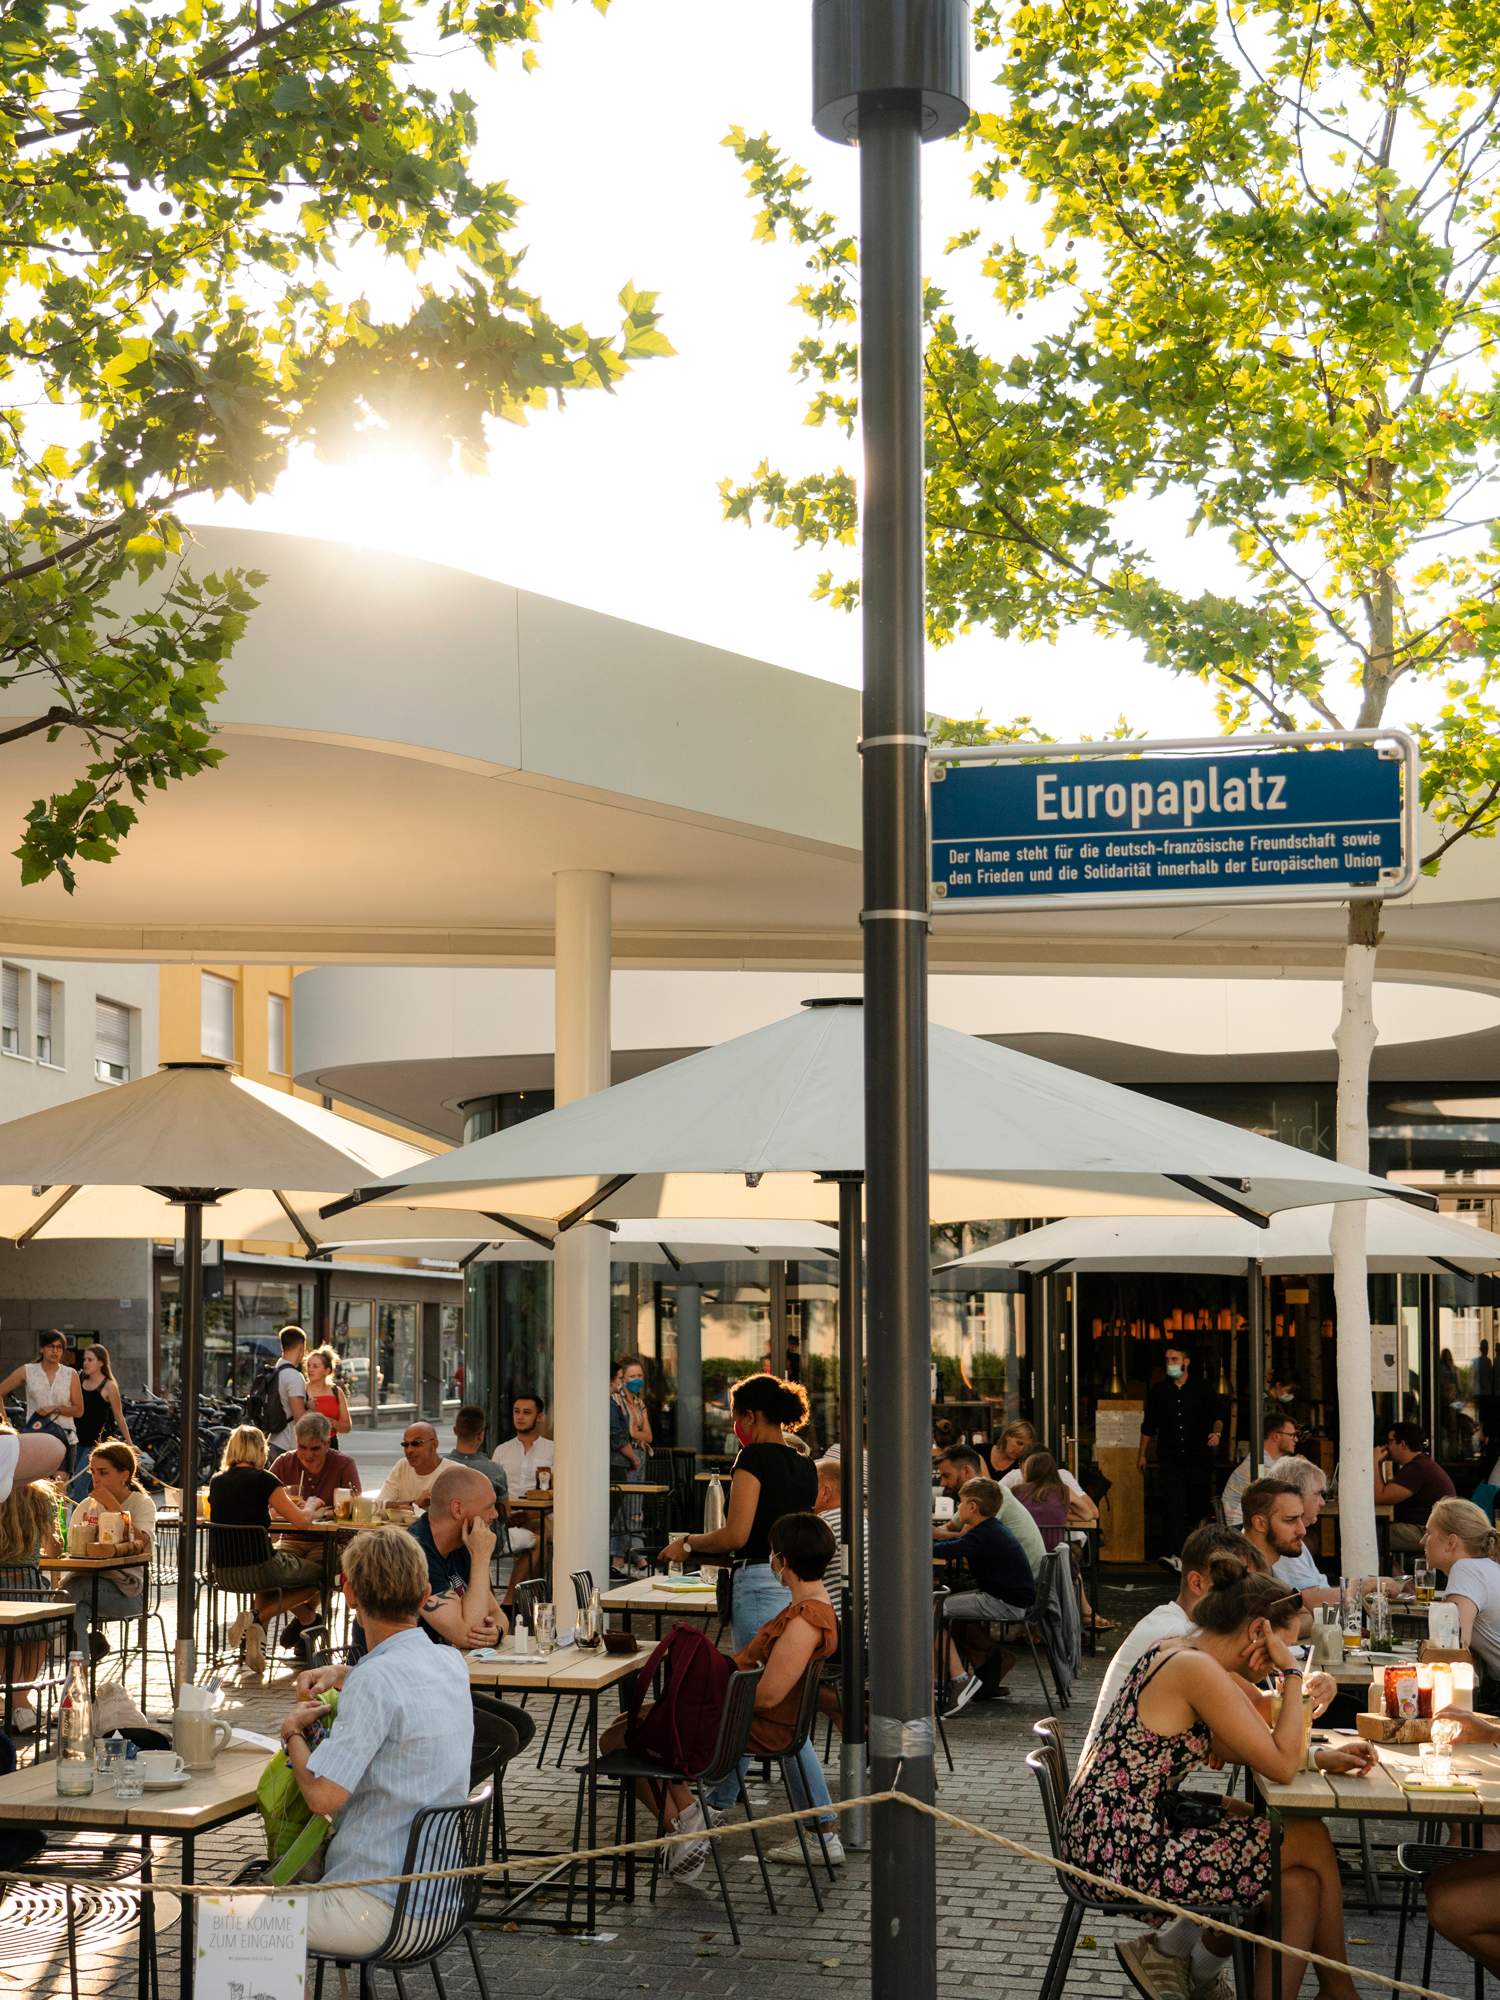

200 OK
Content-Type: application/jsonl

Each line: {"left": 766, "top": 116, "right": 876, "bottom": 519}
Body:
{"left": 277, "top": 1528, "right": 473, "bottom": 1957}
{"left": 63, "top": 1442, "right": 155, "bottom": 1660}
{"left": 1011, "top": 1452, "right": 1072, "bottom": 1550}
{"left": 602, "top": 1510, "right": 842, "bottom": 1882}
{"left": 207, "top": 1425, "right": 323, "bottom": 1671}
{"left": 1419, "top": 1497, "right": 1500, "bottom": 1702}
{"left": 0, "top": 1475, "right": 60, "bottom": 1733}
{"left": 1065, "top": 1551, "right": 1374, "bottom": 2000}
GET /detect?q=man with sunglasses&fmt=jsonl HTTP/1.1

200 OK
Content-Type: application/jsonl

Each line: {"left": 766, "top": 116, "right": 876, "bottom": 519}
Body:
{"left": 376, "top": 1422, "right": 444, "bottom": 1511}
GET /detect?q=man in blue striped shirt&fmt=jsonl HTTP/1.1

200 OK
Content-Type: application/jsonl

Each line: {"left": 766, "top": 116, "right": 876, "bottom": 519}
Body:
{"left": 280, "top": 1528, "right": 473, "bottom": 1956}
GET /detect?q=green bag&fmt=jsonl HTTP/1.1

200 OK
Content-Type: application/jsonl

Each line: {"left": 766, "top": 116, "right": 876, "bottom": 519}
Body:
{"left": 256, "top": 1690, "right": 339, "bottom": 1885}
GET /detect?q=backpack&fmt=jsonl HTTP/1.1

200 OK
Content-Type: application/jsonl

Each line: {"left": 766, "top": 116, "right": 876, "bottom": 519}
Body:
{"left": 244, "top": 1359, "right": 296, "bottom": 1438}
{"left": 623, "top": 1623, "right": 733, "bottom": 1777}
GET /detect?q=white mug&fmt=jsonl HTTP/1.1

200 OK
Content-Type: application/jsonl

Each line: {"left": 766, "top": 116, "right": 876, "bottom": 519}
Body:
{"left": 138, "top": 1750, "right": 185, "bottom": 1782}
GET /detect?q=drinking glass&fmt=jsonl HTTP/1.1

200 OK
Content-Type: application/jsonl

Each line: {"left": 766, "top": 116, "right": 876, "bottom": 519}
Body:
{"left": 668, "top": 1558, "right": 685, "bottom": 1579}
{"left": 1415, "top": 1564, "right": 1436, "bottom": 1604}
{"left": 1367, "top": 1590, "right": 1391, "bottom": 1649}
{"left": 1340, "top": 1578, "right": 1364, "bottom": 1645}
{"left": 534, "top": 1604, "right": 556, "bottom": 1655}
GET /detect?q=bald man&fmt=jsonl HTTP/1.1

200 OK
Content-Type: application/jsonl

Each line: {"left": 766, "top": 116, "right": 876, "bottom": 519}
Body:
{"left": 377, "top": 1422, "right": 444, "bottom": 1510}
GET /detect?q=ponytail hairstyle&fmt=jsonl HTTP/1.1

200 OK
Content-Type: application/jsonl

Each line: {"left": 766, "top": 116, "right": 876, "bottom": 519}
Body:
{"left": 728, "top": 1371, "right": 811, "bottom": 1431}
{"left": 89, "top": 1440, "right": 141, "bottom": 1491}
{"left": 1427, "top": 1496, "right": 1500, "bottom": 1562}
{"left": 1191, "top": 1549, "right": 1304, "bottom": 1635}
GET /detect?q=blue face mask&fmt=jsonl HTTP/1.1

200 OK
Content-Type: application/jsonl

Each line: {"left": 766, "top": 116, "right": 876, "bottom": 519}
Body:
{"left": 626, "top": 1377, "right": 644, "bottom": 1395}
{"left": 1166, "top": 1363, "right": 1183, "bottom": 1380}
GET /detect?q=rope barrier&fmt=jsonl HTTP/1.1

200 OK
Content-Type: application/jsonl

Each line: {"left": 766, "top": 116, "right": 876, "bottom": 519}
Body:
{"left": 5, "top": 1787, "right": 1464, "bottom": 1998}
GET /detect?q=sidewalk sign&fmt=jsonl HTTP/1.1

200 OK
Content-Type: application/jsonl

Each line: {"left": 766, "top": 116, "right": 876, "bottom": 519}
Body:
{"left": 929, "top": 729, "right": 1419, "bottom": 914}
{"left": 195, "top": 1893, "right": 308, "bottom": 2000}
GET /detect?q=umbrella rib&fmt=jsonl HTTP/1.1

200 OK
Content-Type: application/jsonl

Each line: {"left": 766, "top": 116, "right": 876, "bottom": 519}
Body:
{"left": 319, "top": 1185, "right": 401, "bottom": 1221}
{"left": 14, "top": 1184, "right": 82, "bottom": 1247}
{"left": 482, "top": 1211, "right": 554, "bottom": 1251}
{"left": 1165, "top": 1175, "right": 1271, "bottom": 1228}
{"left": 658, "top": 1243, "right": 683, "bottom": 1272}
{"left": 272, "top": 1190, "right": 323, "bottom": 1259}
{"left": 557, "top": 1174, "right": 634, "bottom": 1233}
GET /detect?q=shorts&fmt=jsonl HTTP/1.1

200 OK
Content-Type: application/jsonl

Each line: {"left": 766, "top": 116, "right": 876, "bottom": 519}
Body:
{"left": 942, "top": 1590, "right": 1032, "bottom": 1626}
{"left": 215, "top": 1550, "right": 322, "bottom": 1595}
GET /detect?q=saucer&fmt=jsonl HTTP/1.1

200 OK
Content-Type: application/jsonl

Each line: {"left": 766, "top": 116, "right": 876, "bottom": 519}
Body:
{"left": 139, "top": 1771, "right": 191, "bottom": 1790}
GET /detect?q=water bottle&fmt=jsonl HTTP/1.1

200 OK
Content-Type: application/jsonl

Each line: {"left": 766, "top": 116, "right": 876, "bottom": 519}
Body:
{"left": 115, "top": 1740, "right": 143, "bottom": 1801}
{"left": 55, "top": 1490, "right": 70, "bottom": 1553}
{"left": 56, "top": 1652, "right": 94, "bottom": 1797}
{"left": 513, "top": 1617, "right": 530, "bottom": 1658}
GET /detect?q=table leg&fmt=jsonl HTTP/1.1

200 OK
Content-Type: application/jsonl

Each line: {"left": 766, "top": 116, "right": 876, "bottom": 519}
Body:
{"left": 179, "top": 1833, "right": 195, "bottom": 2000}
{"left": 586, "top": 1690, "right": 598, "bottom": 1935}
{"left": 1087, "top": 1532, "right": 1101, "bottom": 1657}
{"left": 1269, "top": 1810, "right": 1284, "bottom": 2000}
{"left": 138, "top": 1835, "right": 155, "bottom": 2000}
{"left": 88, "top": 1571, "right": 101, "bottom": 1696}
{"left": 3, "top": 1631, "right": 13, "bottom": 1735}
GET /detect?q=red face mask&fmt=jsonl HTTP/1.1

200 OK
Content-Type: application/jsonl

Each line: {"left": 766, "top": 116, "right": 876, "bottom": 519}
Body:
{"left": 733, "top": 1415, "right": 755, "bottom": 1449}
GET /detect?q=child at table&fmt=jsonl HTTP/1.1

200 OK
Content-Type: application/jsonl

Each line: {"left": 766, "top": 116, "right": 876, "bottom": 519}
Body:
{"left": 0, "top": 1476, "right": 60, "bottom": 1733}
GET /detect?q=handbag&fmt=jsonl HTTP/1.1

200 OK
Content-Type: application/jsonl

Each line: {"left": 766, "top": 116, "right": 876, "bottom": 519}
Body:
{"left": 1162, "top": 1788, "right": 1224, "bottom": 1832}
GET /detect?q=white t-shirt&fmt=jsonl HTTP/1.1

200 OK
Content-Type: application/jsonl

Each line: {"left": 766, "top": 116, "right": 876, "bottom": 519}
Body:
{"left": 1080, "top": 1599, "right": 1195, "bottom": 1766}
{"left": 71, "top": 1488, "right": 156, "bottom": 1598}
{"left": 25, "top": 1360, "right": 79, "bottom": 1441}
{"left": 1274, "top": 1544, "right": 1327, "bottom": 1593}
{"left": 493, "top": 1433, "right": 554, "bottom": 1493}
{"left": 0, "top": 1431, "right": 18, "bottom": 1505}
{"left": 271, "top": 1365, "right": 308, "bottom": 1453}
{"left": 1445, "top": 1556, "right": 1500, "bottom": 1676}
{"left": 376, "top": 1457, "right": 441, "bottom": 1509}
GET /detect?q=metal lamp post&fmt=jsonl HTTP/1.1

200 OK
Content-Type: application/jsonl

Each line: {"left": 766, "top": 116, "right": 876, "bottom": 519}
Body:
{"left": 812, "top": 4, "right": 969, "bottom": 1993}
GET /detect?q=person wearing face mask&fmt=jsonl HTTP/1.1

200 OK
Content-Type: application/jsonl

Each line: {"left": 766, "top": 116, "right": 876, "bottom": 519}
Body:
{"left": 660, "top": 1371, "right": 818, "bottom": 1649}
{"left": 1138, "top": 1347, "right": 1224, "bottom": 1570}
{"left": 609, "top": 1356, "right": 655, "bottom": 1578}
{"left": 1068, "top": 1553, "right": 1374, "bottom": 2000}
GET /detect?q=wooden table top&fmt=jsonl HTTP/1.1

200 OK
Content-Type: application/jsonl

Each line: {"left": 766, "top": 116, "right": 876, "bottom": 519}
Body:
{"left": 0, "top": 1598, "right": 73, "bottom": 1627}
{"left": 0, "top": 1745, "right": 264, "bottom": 1832}
{"left": 38, "top": 1552, "right": 150, "bottom": 1573}
{"left": 601, "top": 1576, "right": 718, "bottom": 1613}
{"left": 1257, "top": 1732, "right": 1500, "bottom": 1818}
{"left": 466, "top": 1645, "right": 643, "bottom": 1692}
{"left": 609, "top": 1483, "right": 671, "bottom": 1495}
{"left": 508, "top": 1492, "right": 554, "bottom": 1511}
{"left": 1319, "top": 1501, "right": 1395, "bottom": 1518}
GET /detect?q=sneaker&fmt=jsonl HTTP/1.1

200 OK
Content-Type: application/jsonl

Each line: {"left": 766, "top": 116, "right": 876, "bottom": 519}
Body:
{"left": 243, "top": 1621, "right": 267, "bottom": 1673}
{"left": 973, "top": 1679, "right": 1012, "bottom": 1702}
{"left": 1117, "top": 1935, "right": 1193, "bottom": 2000}
{"left": 226, "top": 1608, "right": 251, "bottom": 1649}
{"left": 1191, "top": 1964, "right": 1234, "bottom": 2000}
{"left": 768, "top": 1832, "right": 845, "bottom": 1866}
{"left": 10, "top": 1703, "right": 35, "bottom": 1734}
{"left": 942, "top": 1672, "right": 982, "bottom": 1717}
{"left": 88, "top": 1632, "right": 110, "bottom": 1664}
{"left": 668, "top": 1837, "right": 710, "bottom": 1881}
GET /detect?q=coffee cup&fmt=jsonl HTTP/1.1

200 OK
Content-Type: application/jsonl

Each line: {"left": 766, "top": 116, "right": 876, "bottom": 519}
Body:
{"left": 173, "top": 1712, "right": 232, "bottom": 1772}
{"left": 138, "top": 1750, "right": 186, "bottom": 1783}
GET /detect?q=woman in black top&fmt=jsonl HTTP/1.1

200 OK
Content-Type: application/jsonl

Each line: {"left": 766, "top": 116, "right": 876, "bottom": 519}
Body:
{"left": 208, "top": 1425, "right": 322, "bottom": 1669}
{"left": 67, "top": 1345, "right": 132, "bottom": 1500}
{"left": 661, "top": 1372, "right": 817, "bottom": 1648}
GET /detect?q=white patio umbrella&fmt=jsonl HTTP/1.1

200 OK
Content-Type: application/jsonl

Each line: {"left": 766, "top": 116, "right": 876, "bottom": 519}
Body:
{"left": 0, "top": 1061, "right": 546, "bottom": 1679}
{"left": 325, "top": 1216, "right": 841, "bottom": 1270}
{"left": 935, "top": 1203, "right": 1500, "bottom": 1471}
{"left": 327, "top": 997, "right": 1423, "bottom": 1831}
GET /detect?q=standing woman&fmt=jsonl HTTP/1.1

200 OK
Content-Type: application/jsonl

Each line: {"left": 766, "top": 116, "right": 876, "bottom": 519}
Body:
{"left": 304, "top": 1346, "right": 352, "bottom": 1437}
{"left": 0, "top": 1331, "right": 82, "bottom": 1476}
{"left": 68, "top": 1345, "right": 131, "bottom": 1500}
{"left": 659, "top": 1371, "right": 817, "bottom": 1647}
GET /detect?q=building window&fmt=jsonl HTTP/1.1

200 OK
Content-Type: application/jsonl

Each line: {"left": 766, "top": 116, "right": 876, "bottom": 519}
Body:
{"left": 95, "top": 998, "right": 132, "bottom": 1084}
{"left": 267, "top": 992, "right": 288, "bottom": 1075}
{"left": 201, "top": 972, "right": 235, "bottom": 1061}
{"left": 1, "top": 965, "right": 20, "bottom": 1057}
{"left": 35, "top": 976, "right": 59, "bottom": 1066}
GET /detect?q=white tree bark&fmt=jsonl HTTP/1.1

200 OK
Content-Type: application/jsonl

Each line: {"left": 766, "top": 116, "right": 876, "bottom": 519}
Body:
{"left": 1331, "top": 909, "right": 1381, "bottom": 1580}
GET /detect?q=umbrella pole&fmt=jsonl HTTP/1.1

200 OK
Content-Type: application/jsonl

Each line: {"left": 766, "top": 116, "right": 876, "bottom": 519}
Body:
{"left": 1248, "top": 1260, "right": 1265, "bottom": 1479}
{"left": 837, "top": 1175, "right": 868, "bottom": 1850}
{"left": 175, "top": 1198, "right": 204, "bottom": 1689}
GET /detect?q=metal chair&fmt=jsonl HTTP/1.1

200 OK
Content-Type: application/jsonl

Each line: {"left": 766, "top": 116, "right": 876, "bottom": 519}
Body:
{"left": 0, "top": 1563, "right": 71, "bottom": 1749}
{"left": 1026, "top": 1722, "right": 1252, "bottom": 2000}
{"left": 551, "top": 1571, "right": 602, "bottom": 1767}
{"left": 204, "top": 1522, "right": 303, "bottom": 1666}
{"left": 1394, "top": 1835, "right": 1486, "bottom": 2000}
{"left": 569, "top": 1665, "right": 775, "bottom": 1945}
{"left": 930, "top": 1588, "right": 955, "bottom": 1775}
{"left": 309, "top": 1780, "right": 494, "bottom": 2000}
{"left": 1013, "top": 1545, "right": 1071, "bottom": 1710}
{"left": 769, "top": 1661, "right": 837, "bottom": 1908}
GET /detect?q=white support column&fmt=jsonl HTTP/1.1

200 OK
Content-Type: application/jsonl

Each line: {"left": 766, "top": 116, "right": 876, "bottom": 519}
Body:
{"left": 551, "top": 869, "right": 613, "bottom": 1618}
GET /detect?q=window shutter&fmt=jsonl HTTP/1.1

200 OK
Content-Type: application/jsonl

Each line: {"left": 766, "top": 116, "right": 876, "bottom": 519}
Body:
{"left": 267, "top": 992, "right": 288, "bottom": 1074}
{"left": 95, "top": 999, "right": 131, "bottom": 1082}
{"left": 201, "top": 973, "right": 235, "bottom": 1061}
{"left": 35, "top": 977, "right": 54, "bottom": 1062}
{"left": 1, "top": 966, "right": 17, "bottom": 1053}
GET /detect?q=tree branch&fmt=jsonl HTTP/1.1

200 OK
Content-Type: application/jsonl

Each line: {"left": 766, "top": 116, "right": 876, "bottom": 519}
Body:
{"left": 1422, "top": 778, "right": 1500, "bottom": 869}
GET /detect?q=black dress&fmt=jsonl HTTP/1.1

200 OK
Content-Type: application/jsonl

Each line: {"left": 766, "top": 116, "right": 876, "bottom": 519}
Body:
{"left": 75, "top": 1383, "right": 115, "bottom": 1457}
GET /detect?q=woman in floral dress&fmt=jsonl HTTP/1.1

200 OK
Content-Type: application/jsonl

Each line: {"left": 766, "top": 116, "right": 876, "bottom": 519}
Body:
{"left": 1064, "top": 1555, "right": 1373, "bottom": 2000}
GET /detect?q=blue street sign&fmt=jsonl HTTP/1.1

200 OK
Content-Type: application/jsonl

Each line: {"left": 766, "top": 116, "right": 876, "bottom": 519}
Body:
{"left": 930, "top": 733, "right": 1417, "bottom": 913}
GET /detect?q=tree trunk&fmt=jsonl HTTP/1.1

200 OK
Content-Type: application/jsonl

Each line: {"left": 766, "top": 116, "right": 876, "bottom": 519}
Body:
{"left": 1331, "top": 897, "right": 1382, "bottom": 1580}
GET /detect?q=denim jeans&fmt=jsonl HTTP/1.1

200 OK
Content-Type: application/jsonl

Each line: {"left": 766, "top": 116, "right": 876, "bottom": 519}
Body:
{"left": 708, "top": 1563, "right": 834, "bottom": 1823}
{"left": 66, "top": 1577, "right": 143, "bottom": 1651}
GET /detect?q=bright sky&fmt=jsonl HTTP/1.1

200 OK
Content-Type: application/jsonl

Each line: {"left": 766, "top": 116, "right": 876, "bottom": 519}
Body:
{"left": 195, "top": 0, "right": 1239, "bottom": 738}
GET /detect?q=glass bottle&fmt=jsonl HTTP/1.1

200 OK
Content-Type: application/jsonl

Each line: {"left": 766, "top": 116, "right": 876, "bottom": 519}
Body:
{"left": 56, "top": 1652, "right": 94, "bottom": 1797}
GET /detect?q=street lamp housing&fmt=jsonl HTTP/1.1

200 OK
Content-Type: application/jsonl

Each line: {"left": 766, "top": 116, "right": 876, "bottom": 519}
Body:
{"left": 812, "top": 0, "right": 970, "bottom": 144}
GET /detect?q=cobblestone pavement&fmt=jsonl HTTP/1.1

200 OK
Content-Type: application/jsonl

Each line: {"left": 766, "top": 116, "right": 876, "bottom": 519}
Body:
{"left": 16, "top": 1573, "right": 1481, "bottom": 1999}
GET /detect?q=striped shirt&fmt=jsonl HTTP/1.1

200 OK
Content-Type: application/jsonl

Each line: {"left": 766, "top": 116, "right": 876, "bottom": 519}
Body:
{"left": 308, "top": 1626, "right": 472, "bottom": 1906}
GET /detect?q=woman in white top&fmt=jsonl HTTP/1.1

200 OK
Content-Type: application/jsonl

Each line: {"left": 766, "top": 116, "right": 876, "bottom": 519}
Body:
{"left": 63, "top": 1441, "right": 156, "bottom": 1659}
{"left": 1421, "top": 1496, "right": 1500, "bottom": 1684}
{"left": 0, "top": 1330, "right": 83, "bottom": 1472}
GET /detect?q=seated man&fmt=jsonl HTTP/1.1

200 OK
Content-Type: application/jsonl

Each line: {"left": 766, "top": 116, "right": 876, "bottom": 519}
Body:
{"left": 935, "top": 1444, "right": 1045, "bottom": 1578}
{"left": 932, "top": 1475, "right": 1035, "bottom": 1711}
{"left": 1221, "top": 1409, "right": 1300, "bottom": 1528}
{"left": 445, "top": 1403, "right": 536, "bottom": 1601}
{"left": 1241, "top": 1474, "right": 1340, "bottom": 1613}
{"left": 377, "top": 1422, "right": 444, "bottom": 1511}
{"left": 270, "top": 1413, "right": 360, "bottom": 1516}
{"left": 1377, "top": 1421, "right": 1456, "bottom": 1553}
{"left": 278, "top": 1529, "right": 474, "bottom": 1957}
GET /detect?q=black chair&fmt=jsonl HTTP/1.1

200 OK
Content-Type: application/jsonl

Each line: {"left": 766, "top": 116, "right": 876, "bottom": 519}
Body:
{"left": 770, "top": 1662, "right": 838, "bottom": 1909}
{"left": 930, "top": 1588, "right": 955, "bottom": 1775}
{"left": 1393, "top": 1835, "right": 1486, "bottom": 2000}
{"left": 551, "top": 1571, "right": 603, "bottom": 1767}
{"left": 1012, "top": 1545, "right": 1071, "bottom": 1710}
{"left": 309, "top": 1780, "right": 494, "bottom": 2000}
{"left": 0, "top": 1563, "right": 72, "bottom": 1748}
{"left": 569, "top": 1664, "right": 775, "bottom": 1945}
{"left": 1027, "top": 1721, "right": 1253, "bottom": 2000}
{"left": 204, "top": 1522, "right": 302, "bottom": 1667}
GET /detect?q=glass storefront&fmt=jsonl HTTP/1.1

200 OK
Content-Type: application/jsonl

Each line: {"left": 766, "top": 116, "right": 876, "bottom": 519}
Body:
{"left": 332, "top": 1299, "right": 375, "bottom": 1417}
{"left": 440, "top": 1303, "right": 464, "bottom": 1403}
{"left": 158, "top": 1272, "right": 314, "bottom": 1403}
{"left": 377, "top": 1301, "right": 418, "bottom": 1413}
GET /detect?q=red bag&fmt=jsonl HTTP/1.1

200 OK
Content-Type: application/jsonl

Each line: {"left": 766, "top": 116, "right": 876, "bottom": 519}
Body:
{"left": 623, "top": 1622, "right": 733, "bottom": 1776}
